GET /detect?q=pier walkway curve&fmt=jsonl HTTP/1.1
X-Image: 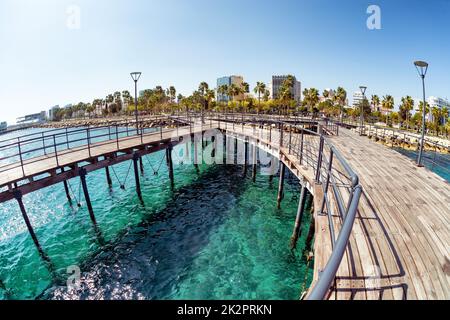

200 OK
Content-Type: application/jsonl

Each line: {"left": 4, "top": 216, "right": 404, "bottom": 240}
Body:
{"left": 0, "top": 115, "right": 448, "bottom": 300}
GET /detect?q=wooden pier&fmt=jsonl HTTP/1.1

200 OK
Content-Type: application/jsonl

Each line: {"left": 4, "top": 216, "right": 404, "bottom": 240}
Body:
{"left": 0, "top": 116, "right": 448, "bottom": 300}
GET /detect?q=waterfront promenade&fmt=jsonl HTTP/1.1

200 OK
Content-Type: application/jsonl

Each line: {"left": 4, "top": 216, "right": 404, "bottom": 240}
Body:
{"left": 0, "top": 117, "right": 448, "bottom": 300}
{"left": 322, "top": 128, "right": 449, "bottom": 299}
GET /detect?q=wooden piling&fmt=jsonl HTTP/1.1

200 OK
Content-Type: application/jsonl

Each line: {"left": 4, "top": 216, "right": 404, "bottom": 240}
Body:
{"left": 243, "top": 139, "right": 248, "bottom": 176}
{"left": 277, "top": 162, "right": 286, "bottom": 209}
{"left": 132, "top": 153, "right": 143, "bottom": 203}
{"left": 14, "top": 189, "right": 52, "bottom": 265}
{"left": 105, "top": 166, "right": 112, "bottom": 188}
{"left": 139, "top": 156, "right": 144, "bottom": 175}
{"left": 194, "top": 136, "right": 199, "bottom": 172}
{"left": 290, "top": 182, "right": 308, "bottom": 249}
{"left": 252, "top": 143, "right": 257, "bottom": 182}
{"left": 167, "top": 144, "right": 174, "bottom": 186}
{"left": 79, "top": 167, "right": 97, "bottom": 226}
{"left": 63, "top": 180, "right": 73, "bottom": 206}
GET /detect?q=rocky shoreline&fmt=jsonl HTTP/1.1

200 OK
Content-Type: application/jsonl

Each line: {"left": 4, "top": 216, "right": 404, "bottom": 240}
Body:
{"left": 37, "top": 116, "right": 181, "bottom": 130}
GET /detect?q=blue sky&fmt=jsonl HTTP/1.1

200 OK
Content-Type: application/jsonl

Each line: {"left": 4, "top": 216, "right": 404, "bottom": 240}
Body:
{"left": 1, "top": 0, "right": 449, "bottom": 124}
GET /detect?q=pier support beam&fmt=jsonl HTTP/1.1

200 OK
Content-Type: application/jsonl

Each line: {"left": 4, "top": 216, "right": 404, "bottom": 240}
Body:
{"left": 14, "top": 190, "right": 52, "bottom": 265}
{"left": 194, "top": 137, "right": 199, "bottom": 173}
{"left": 243, "top": 139, "right": 248, "bottom": 176}
{"left": 167, "top": 144, "right": 174, "bottom": 187}
{"left": 105, "top": 166, "right": 112, "bottom": 188}
{"left": 61, "top": 167, "right": 72, "bottom": 206}
{"left": 79, "top": 167, "right": 98, "bottom": 226}
{"left": 252, "top": 143, "right": 257, "bottom": 182}
{"left": 277, "top": 162, "right": 286, "bottom": 209}
{"left": 290, "top": 181, "right": 308, "bottom": 249}
{"left": 63, "top": 180, "right": 73, "bottom": 206}
{"left": 234, "top": 137, "right": 238, "bottom": 165}
{"left": 139, "top": 157, "right": 144, "bottom": 175}
{"left": 132, "top": 153, "right": 143, "bottom": 203}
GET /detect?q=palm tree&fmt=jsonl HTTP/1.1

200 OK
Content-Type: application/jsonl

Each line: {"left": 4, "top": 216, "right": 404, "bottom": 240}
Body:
{"left": 169, "top": 86, "right": 176, "bottom": 104}
{"left": 381, "top": 95, "right": 395, "bottom": 126}
{"left": 227, "top": 84, "right": 240, "bottom": 114}
{"left": 240, "top": 82, "right": 250, "bottom": 115}
{"left": 198, "top": 82, "right": 210, "bottom": 123}
{"left": 400, "top": 96, "right": 414, "bottom": 129}
{"left": 334, "top": 87, "right": 347, "bottom": 120}
{"left": 371, "top": 95, "right": 380, "bottom": 113}
{"left": 254, "top": 81, "right": 266, "bottom": 113}
{"left": 302, "top": 88, "right": 319, "bottom": 113}
{"left": 217, "top": 84, "right": 229, "bottom": 113}
{"left": 263, "top": 90, "right": 270, "bottom": 102}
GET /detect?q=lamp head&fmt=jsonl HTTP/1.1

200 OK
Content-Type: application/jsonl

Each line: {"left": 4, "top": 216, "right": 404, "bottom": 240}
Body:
{"left": 359, "top": 86, "right": 367, "bottom": 96}
{"left": 130, "top": 72, "right": 142, "bottom": 82}
{"left": 414, "top": 61, "right": 428, "bottom": 77}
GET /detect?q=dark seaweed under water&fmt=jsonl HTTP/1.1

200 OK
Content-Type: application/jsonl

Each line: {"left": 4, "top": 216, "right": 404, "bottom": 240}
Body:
{"left": 0, "top": 129, "right": 313, "bottom": 300}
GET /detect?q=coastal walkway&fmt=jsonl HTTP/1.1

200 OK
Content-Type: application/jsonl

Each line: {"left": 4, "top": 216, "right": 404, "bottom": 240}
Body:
{"left": 319, "top": 128, "right": 450, "bottom": 299}
{"left": 0, "top": 116, "right": 448, "bottom": 300}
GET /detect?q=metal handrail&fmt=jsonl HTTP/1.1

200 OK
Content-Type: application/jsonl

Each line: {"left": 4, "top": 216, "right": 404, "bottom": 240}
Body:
{"left": 0, "top": 118, "right": 191, "bottom": 179}
{"left": 1, "top": 114, "right": 362, "bottom": 299}
{"left": 210, "top": 114, "right": 362, "bottom": 300}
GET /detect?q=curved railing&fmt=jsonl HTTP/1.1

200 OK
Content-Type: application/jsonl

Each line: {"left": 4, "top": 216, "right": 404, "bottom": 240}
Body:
{"left": 0, "top": 113, "right": 362, "bottom": 300}
{"left": 209, "top": 114, "right": 362, "bottom": 300}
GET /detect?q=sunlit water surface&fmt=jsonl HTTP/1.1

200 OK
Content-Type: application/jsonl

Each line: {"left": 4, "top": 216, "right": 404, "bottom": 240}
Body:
{"left": 0, "top": 128, "right": 313, "bottom": 300}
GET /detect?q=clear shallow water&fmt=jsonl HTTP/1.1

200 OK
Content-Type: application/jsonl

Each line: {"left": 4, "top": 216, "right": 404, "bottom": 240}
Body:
{"left": 393, "top": 148, "right": 450, "bottom": 182}
{"left": 0, "top": 128, "right": 313, "bottom": 300}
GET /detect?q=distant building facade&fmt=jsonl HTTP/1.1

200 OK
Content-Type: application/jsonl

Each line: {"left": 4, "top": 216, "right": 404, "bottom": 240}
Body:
{"left": 352, "top": 91, "right": 365, "bottom": 109}
{"left": 427, "top": 96, "right": 449, "bottom": 124}
{"left": 16, "top": 111, "right": 46, "bottom": 124}
{"left": 216, "top": 75, "right": 244, "bottom": 102}
{"left": 270, "top": 75, "right": 301, "bottom": 103}
{"left": 47, "top": 105, "right": 60, "bottom": 121}
{"left": 0, "top": 121, "right": 7, "bottom": 132}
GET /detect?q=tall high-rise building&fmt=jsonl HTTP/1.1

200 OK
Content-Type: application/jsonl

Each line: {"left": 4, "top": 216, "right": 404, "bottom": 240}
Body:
{"left": 216, "top": 75, "right": 244, "bottom": 102}
{"left": 270, "top": 75, "right": 301, "bottom": 103}
{"left": 352, "top": 91, "right": 365, "bottom": 109}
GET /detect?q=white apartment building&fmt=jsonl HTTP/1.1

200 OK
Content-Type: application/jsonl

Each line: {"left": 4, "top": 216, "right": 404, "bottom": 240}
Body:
{"left": 415, "top": 96, "right": 450, "bottom": 124}
{"left": 352, "top": 91, "right": 364, "bottom": 109}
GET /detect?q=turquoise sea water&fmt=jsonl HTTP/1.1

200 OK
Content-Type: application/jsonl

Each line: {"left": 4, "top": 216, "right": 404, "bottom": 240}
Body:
{"left": 0, "top": 128, "right": 313, "bottom": 300}
{"left": 393, "top": 148, "right": 450, "bottom": 182}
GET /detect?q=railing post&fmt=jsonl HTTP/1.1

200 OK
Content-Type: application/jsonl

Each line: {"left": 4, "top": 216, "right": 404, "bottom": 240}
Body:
{"left": 116, "top": 125, "right": 119, "bottom": 150}
{"left": 299, "top": 129, "right": 304, "bottom": 165}
{"left": 53, "top": 135, "right": 59, "bottom": 167}
{"left": 320, "top": 150, "right": 334, "bottom": 215}
{"left": 87, "top": 127, "right": 91, "bottom": 158}
{"left": 66, "top": 127, "right": 70, "bottom": 150}
{"left": 315, "top": 134, "right": 324, "bottom": 183}
{"left": 17, "top": 137, "right": 25, "bottom": 177}
{"left": 42, "top": 132, "right": 47, "bottom": 155}
{"left": 289, "top": 125, "right": 292, "bottom": 154}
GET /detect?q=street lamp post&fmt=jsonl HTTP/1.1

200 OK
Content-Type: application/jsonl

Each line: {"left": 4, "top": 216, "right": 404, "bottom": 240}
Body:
{"left": 130, "top": 72, "right": 142, "bottom": 135}
{"left": 414, "top": 61, "right": 428, "bottom": 167}
{"left": 359, "top": 86, "right": 367, "bottom": 136}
